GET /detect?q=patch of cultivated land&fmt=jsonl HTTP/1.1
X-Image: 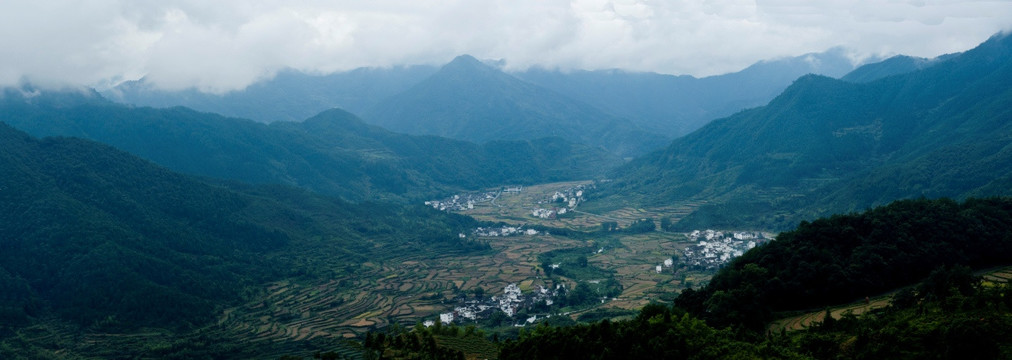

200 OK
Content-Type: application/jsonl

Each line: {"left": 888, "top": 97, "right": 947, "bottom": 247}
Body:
{"left": 454, "top": 181, "right": 702, "bottom": 312}
{"left": 768, "top": 265, "right": 1012, "bottom": 332}
{"left": 216, "top": 233, "right": 584, "bottom": 344}
{"left": 463, "top": 181, "right": 697, "bottom": 230}
{"left": 8, "top": 181, "right": 730, "bottom": 357}
{"left": 31, "top": 180, "right": 703, "bottom": 355}
{"left": 211, "top": 181, "right": 704, "bottom": 345}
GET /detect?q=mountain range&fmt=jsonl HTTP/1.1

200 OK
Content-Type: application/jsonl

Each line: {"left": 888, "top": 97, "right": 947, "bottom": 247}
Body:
{"left": 514, "top": 47, "right": 859, "bottom": 137}
{"left": 363, "top": 55, "right": 669, "bottom": 157}
{"left": 103, "top": 66, "right": 438, "bottom": 123}
{"left": 4, "top": 27, "right": 1012, "bottom": 359}
{"left": 607, "top": 32, "right": 1012, "bottom": 230}
{"left": 0, "top": 93, "right": 618, "bottom": 202}
{"left": 102, "top": 48, "right": 865, "bottom": 155}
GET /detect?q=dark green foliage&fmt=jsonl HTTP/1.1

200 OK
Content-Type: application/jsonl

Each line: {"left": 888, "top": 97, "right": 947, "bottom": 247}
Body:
{"left": 789, "top": 267, "right": 1012, "bottom": 360}
{"left": 499, "top": 198, "right": 1012, "bottom": 360}
{"left": 0, "top": 123, "right": 483, "bottom": 334}
{"left": 624, "top": 218, "right": 656, "bottom": 233}
{"left": 607, "top": 32, "right": 1012, "bottom": 230}
{"left": 538, "top": 248, "right": 613, "bottom": 282}
{"left": 0, "top": 100, "right": 620, "bottom": 202}
{"left": 363, "top": 324, "right": 487, "bottom": 360}
{"left": 677, "top": 197, "right": 1012, "bottom": 330}
{"left": 498, "top": 304, "right": 785, "bottom": 360}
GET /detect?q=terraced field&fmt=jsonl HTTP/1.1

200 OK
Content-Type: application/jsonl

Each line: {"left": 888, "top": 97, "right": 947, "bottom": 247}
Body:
{"left": 214, "top": 232, "right": 585, "bottom": 345}
{"left": 768, "top": 297, "right": 893, "bottom": 332}
{"left": 450, "top": 181, "right": 702, "bottom": 313}
{"left": 5, "top": 181, "right": 733, "bottom": 358}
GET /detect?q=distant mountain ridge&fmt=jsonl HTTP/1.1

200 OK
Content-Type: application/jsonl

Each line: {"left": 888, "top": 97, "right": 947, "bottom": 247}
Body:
{"left": 103, "top": 49, "right": 868, "bottom": 146}
{"left": 607, "top": 32, "right": 1012, "bottom": 230}
{"left": 102, "top": 66, "right": 438, "bottom": 123}
{"left": 840, "top": 53, "right": 956, "bottom": 83}
{"left": 514, "top": 48, "right": 861, "bottom": 137}
{"left": 363, "top": 55, "right": 670, "bottom": 157}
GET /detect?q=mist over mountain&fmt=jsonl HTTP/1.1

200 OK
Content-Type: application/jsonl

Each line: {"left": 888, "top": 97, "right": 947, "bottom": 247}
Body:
{"left": 514, "top": 48, "right": 860, "bottom": 137}
{"left": 102, "top": 66, "right": 438, "bottom": 123}
{"left": 607, "top": 32, "right": 1012, "bottom": 230}
{"left": 101, "top": 50, "right": 867, "bottom": 153}
{"left": 363, "top": 55, "right": 669, "bottom": 157}
{"left": 840, "top": 53, "right": 960, "bottom": 83}
{"left": 0, "top": 96, "right": 618, "bottom": 202}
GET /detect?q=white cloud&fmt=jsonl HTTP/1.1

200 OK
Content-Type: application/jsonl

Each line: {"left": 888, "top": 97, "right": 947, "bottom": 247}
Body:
{"left": 1, "top": 0, "right": 1010, "bottom": 92}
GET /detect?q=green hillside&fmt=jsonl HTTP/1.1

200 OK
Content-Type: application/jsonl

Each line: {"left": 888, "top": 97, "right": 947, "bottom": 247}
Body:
{"left": 0, "top": 99, "right": 619, "bottom": 202}
{"left": 0, "top": 123, "right": 487, "bottom": 357}
{"left": 362, "top": 197, "right": 1012, "bottom": 359}
{"left": 607, "top": 32, "right": 1012, "bottom": 230}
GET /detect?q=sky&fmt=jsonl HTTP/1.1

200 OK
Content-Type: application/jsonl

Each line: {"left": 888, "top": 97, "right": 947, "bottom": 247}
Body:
{"left": 1, "top": 0, "right": 1010, "bottom": 93}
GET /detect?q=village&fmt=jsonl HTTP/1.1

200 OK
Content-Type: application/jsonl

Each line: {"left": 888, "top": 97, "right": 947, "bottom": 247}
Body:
{"left": 681, "top": 230, "right": 774, "bottom": 271}
{"left": 468, "top": 225, "right": 539, "bottom": 238}
{"left": 530, "top": 183, "right": 592, "bottom": 219}
{"left": 427, "top": 282, "right": 567, "bottom": 328}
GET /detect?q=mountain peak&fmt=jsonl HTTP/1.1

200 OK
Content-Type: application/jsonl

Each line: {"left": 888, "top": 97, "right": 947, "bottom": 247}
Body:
{"left": 438, "top": 54, "right": 500, "bottom": 77}
{"left": 447, "top": 54, "right": 482, "bottom": 66}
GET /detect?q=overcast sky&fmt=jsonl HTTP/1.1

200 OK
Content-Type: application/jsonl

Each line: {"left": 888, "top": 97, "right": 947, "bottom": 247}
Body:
{"left": 2, "top": 0, "right": 1010, "bottom": 93}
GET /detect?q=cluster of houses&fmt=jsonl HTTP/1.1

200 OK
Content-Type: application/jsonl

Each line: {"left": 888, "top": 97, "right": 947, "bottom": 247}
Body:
{"left": 425, "top": 192, "right": 494, "bottom": 212}
{"left": 469, "top": 225, "right": 540, "bottom": 238}
{"left": 432, "top": 283, "right": 565, "bottom": 327}
{"left": 425, "top": 186, "right": 526, "bottom": 212}
{"left": 681, "top": 230, "right": 773, "bottom": 271}
{"left": 530, "top": 184, "right": 592, "bottom": 219}
{"left": 531, "top": 207, "right": 567, "bottom": 219}
{"left": 654, "top": 258, "right": 675, "bottom": 274}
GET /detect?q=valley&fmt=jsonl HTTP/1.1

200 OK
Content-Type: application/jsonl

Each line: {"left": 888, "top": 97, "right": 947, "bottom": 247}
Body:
{"left": 3, "top": 20, "right": 1012, "bottom": 359}
{"left": 218, "top": 181, "right": 717, "bottom": 340}
{"left": 0, "top": 179, "right": 737, "bottom": 358}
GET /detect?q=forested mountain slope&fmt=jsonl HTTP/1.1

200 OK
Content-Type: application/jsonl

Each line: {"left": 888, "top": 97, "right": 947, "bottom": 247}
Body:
{"left": 497, "top": 197, "right": 1012, "bottom": 360}
{"left": 608, "top": 32, "right": 1012, "bottom": 230}
{"left": 1, "top": 97, "right": 619, "bottom": 202}
{"left": 0, "top": 123, "right": 483, "bottom": 332}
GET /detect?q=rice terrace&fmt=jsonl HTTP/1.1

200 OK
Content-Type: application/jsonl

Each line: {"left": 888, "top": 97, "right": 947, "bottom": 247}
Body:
{"left": 221, "top": 180, "right": 719, "bottom": 345}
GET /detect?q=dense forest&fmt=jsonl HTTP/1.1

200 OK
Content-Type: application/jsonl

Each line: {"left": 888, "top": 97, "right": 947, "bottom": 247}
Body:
{"left": 495, "top": 198, "right": 1012, "bottom": 359}
{"left": 0, "top": 122, "right": 484, "bottom": 340}
{"left": 677, "top": 197, "right": 1012, "bottom": 329}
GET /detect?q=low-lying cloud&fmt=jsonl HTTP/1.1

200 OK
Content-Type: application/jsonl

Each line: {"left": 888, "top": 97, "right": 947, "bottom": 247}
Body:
{"left": 2, "top": 0, "right": 1009, "bottom": 93}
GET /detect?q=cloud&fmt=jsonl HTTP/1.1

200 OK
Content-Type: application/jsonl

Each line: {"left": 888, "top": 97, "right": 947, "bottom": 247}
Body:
{"left": 1, "top": 0, "right": 1010, "bottom": 93}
